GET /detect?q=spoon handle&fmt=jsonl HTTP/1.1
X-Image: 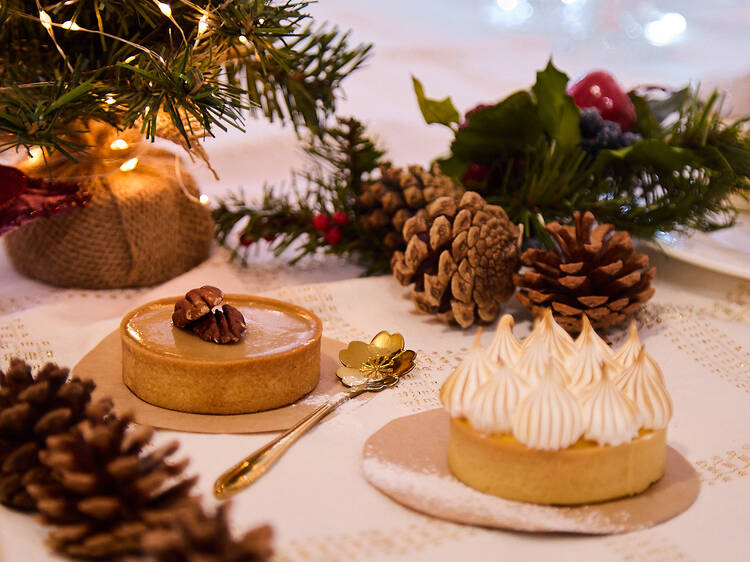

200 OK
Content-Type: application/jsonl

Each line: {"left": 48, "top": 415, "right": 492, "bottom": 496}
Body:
{"left": 213, "top": 387, "right": 364, "bottom": 499}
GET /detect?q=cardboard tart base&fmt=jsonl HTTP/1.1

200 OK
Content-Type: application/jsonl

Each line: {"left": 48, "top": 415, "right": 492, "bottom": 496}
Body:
{"left": 362, "top": 409, "right": 700, "bottom": 534}
{"left": 73, "top": 330, "right": 346, "bottom": 434}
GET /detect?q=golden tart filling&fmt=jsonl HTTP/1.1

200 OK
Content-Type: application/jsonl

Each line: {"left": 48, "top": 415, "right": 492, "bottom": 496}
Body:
{"left": 121, "top": 293, "right": 322, "bottom": 415}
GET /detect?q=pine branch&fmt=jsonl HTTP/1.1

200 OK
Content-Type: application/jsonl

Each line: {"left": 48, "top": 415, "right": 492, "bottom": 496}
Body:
{"left": 212, "top": 117, "right": 391, "bottom": 274}
{"left": 0, "top": 1, "right": 371, "bottom": 157}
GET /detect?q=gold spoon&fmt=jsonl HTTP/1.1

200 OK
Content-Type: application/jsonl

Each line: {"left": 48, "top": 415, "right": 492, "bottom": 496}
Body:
{"left": 213, "top": 332, "right": 416, "bottom": 499}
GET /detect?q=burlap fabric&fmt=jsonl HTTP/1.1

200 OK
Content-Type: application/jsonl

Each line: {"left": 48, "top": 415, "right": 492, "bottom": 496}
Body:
{"left": 4, "top": 124, "right": 212, "bottom": 289}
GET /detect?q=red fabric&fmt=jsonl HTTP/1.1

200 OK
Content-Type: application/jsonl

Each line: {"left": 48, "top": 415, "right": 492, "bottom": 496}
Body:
{"left": 0, "top": 164, "right": 90, "bottom": 236}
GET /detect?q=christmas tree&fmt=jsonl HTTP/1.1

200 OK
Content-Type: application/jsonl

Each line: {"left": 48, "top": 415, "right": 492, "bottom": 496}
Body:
{"left": 0, "top": 0, "right": 370, "bottom": 160}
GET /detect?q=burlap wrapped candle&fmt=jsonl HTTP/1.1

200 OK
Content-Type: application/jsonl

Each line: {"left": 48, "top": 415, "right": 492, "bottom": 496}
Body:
{"left": 4, "top": 124, "right": 212, "bottom": 289}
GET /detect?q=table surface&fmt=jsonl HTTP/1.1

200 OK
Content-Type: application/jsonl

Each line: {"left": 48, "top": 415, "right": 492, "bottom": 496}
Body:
{"left": 2, "top": 2, "right": 750, "bottom": 560}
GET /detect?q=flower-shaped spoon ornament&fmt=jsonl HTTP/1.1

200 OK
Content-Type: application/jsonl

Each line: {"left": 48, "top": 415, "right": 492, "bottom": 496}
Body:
{"left": 337, "top": 331, "right": 416, "bottom": 387}
{"left": 215, "top": 331, "right": 417, "bottom": 499}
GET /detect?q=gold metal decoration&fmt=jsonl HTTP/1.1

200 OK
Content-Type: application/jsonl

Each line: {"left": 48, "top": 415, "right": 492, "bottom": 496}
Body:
{"left": 214, "top": 331, "right": 417, "bottom": 499}
{"left": 337, "top": 330, "right": 415, "bottom": 386}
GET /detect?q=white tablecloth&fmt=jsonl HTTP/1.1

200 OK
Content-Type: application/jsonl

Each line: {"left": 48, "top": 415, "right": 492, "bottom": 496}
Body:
{"left": 3, "top": 2, "right": 750, "bottom": 560}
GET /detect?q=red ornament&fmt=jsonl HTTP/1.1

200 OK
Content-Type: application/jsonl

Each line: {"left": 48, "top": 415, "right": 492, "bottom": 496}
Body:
{"left": 331, "top": 210, "right": 349, "bottom": 226}
{"left": 312, "top": 213, "right": 331, "bottom": 231}
{"left": 239, "top": 233, "right": 255, "bottom": 247}
{"left": 567, "top": 71, "right": 636, "bottom": 132}
{"left": 462, "top": 163, "right": 490, "bottom": 187}
{"left": 324, "top": 226, "right": 343, "bottom": 245}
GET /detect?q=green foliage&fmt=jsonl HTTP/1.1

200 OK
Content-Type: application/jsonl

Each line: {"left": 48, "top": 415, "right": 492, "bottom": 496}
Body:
{"left": 531, "top": 61, "right": 580, "bottom": 151}
{"left": 212, "top": 117, "right": 392, "bottom": 274}
{"left": 412, "top": 76, "right": 459, "bottom": 127}
{"left": 0, "top": 1, "right": 371, "bottom": 157}
{"left": 450, "top": 91, "right": 542, "bottom": 162}
{"left": 413, "top": 62, "right": 750, "bottom": 242}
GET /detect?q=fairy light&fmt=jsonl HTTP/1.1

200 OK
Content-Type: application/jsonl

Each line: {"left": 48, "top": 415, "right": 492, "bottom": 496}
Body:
{"left": 39, "top": 10, "right": 52, "bottom": 30}
{"left": 110, "top": 139, "right": 129, "bottom": 150}
{"left": 104, "top": 95, "right": 116, "bottom": 105}
{"left": 28, "top": 147, "right": 44, "bottom": 162}
{"left": 238, "top": 35, "right": 251, "bottom": 47}
{"left": 124, "top": 55, "right": 137, "bottom": 64}
{"left": 143, "top": 105, "right": 151, "bottom": 114}
{"left": 61, "top": 20, "right": 81, "bottom": 31}
{"left": 199, "top": 194, "right": 210, "bottom": 205}
{"left": 120, "top": 157, "right": 139, "bottom": 172}
{"left": 197, "top": 14, "right": 209, "bottom": 35}
{"left": 258, "top": 18, "right": 265, "bottom": 25}
{"left": 156, "top": 2, "right": 172, "bottom": 17}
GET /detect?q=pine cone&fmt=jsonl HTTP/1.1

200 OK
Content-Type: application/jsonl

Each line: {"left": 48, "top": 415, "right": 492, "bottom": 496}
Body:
{"left": 391, "top": 192, "right": 522, "bottom": 328}
{"left": 358, "top": 163, "right": 462, "bottom": 253}
{"left": 514, "top": 211, "right": 656, "bottom": 333}
{"left": 139, "top": 502, "right": 273, "bottom": 562}
{"left": 27, "top": 399, "right": 197, "bottom": 559}
{"left": 0, "top": 359, "right": 94, "bottom": 511}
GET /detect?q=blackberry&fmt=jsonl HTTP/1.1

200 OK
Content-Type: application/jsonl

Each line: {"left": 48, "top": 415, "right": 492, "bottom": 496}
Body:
{"left": 623, "top": 131, "right": 643, "bottom": 146}
{"left": 595, "top": 121, "right": 626, "bottom": 149}
{"left": 579, "top": 108, "right": 604, "bottom": 138}
{"left": 578, "top": 108, "right": 642, "bottom": 153}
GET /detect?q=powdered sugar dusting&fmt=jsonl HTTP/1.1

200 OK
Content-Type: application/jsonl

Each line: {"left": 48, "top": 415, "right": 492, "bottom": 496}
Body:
{"left": 362, "top": 452, "right": 632, "bottom": 534}
{"left": 359, "top": 409, "right": 697, "bottom": 534}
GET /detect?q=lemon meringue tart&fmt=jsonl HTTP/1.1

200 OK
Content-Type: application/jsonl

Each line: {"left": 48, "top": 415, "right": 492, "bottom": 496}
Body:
{"left": 442, "top": 311, "right": 672, "bottom": 505}
{"left": 121, "top": 293, "right": 322, "bottom": 414}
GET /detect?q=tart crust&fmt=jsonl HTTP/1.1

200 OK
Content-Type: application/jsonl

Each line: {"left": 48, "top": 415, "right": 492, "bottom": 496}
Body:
{"left": 448, "top": 417, "right": 666, "bottom": 505}
{"left": 121, "top": 295, "right": 322, "bottom": 414}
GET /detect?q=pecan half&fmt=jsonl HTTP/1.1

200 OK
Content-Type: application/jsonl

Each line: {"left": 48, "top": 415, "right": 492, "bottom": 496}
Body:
{"left": 191, "top": 304, "right": 247, "bottom": 344}
{"left": 172, "top": 285, "right": 224, "bottom": 328}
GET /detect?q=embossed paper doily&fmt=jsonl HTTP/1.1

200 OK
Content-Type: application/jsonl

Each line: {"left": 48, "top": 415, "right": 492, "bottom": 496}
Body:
{"left": 73, "top": 330, "right": 346, "bottom": 433}
{"left": 363, "top": 409, "right": 699, "bottom": 534}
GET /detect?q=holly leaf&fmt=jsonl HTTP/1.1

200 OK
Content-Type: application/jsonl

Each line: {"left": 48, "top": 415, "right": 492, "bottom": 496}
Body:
{"left": 450, "top": 91, "right": 543, "bottom": 164}
{"left": 531, "top": 60, "right": 580, "bottom": 150}
{"left": 412, "top": 76, "right": 460, "bottom": 127}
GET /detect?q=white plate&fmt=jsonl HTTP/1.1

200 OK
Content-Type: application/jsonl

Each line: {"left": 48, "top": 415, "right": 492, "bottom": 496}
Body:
{"left": 649, "top": 216, "right": 750, "bottom": 280}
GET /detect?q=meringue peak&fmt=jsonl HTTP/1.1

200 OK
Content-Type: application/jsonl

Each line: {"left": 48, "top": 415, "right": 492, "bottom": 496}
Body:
{"left": 466, "top": 363, "right": 529, "bottom": 434}
{"left": 440, "top": 328, "right": 496, "bottom": 418}
{"left": 616, "top": 346, "right": 672, "bottom": 429}
{"left": 486, "top": 314, "right": 523, "bottom": 367}
{"left": 614, "top": 320, "right": 641, "bottom": 369}
{"left": 512, "top": 369, "right": 584, "bottom": 450}
{"left": 580, "top": 368, "right": 641, "bottom": 446}
{"left": 565, "top": 315, "right": 615, "bottom": 393}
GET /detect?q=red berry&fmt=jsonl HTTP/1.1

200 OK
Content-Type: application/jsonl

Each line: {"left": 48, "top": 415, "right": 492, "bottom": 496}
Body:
{"left": 263, "top": 234, "right": 275, "bottom": 242}
{"left": 567, "top": 71, "right": 636, "bottom": 132}
{"left": 324, "top": 226, "right": 343, "bottom": 245}
{"left": 312, "top": 213, "right": 331, "bottom": 231}
{"left": 462, "top": 163, "right": 490, "bottom": 186}
{"left": 239, "top": 233, "right": 254, "bottom": 247}
{"left": 331, "top": 210, "right": 349, "bottom": 226}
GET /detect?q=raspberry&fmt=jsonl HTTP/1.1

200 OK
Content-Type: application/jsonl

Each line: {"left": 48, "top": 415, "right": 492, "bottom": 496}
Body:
{"left": 239, "top": 233, "right": 254, "bottom": 247}
{"left": 324, "top": 226, "right": 343, "bottom": 245}
{"left": 312, "top": 213, "right": 331, "bottom": 231}
{"left": 331, "top": 210, "right": 349, "bottom": 226}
